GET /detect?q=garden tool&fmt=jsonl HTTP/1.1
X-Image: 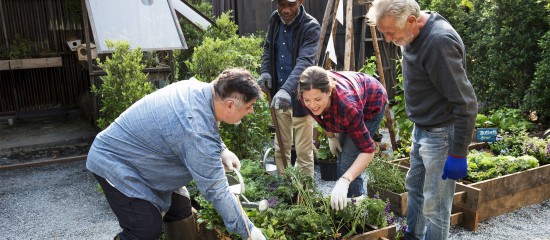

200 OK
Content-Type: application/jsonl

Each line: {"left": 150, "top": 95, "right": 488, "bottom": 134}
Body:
{"left": 262, "top": 140, "right": 278, "bottom": 175}
{"left": 226, "top": 169, "right": 269, "bottom": 212}
{"left": 264, "top": 82, "right": 288, "bottom": 174}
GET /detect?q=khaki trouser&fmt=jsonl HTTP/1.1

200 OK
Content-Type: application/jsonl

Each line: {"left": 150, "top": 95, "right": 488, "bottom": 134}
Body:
{"left": 273, "top": 109, "right": 314, "bottom": 177}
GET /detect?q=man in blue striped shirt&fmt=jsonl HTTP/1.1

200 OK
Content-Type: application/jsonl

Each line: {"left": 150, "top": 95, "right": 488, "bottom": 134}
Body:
{"left": 87, "top": 68, "right": 266, "bottom": 240}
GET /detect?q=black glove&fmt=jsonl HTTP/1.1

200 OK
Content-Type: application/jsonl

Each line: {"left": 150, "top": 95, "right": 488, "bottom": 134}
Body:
{"left": 271, "top": 89, "right": 291, "bottom": 111}
{"left": 257, "top": 73, "right": 272, "bottom": 93}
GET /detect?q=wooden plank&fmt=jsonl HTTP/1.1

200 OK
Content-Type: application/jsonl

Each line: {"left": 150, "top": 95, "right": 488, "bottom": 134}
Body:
{"left": 454, "top": 183, "right": 481, "bottom": 211}
{"left": 346, "top": 224, "right": 397, "bottom": 240}
{"left": 450, "top": 211, "right": 463, "bottom": 226}
{"left": 0, "top": 60, "right": 9, "bottom": 71}
{"left": 477, "top": 182, "right": 550, "bottom": 221}
{"left": 452, "top": 205, "right": 479, "bottom": 231}
{"left": 469, "top": 164, "right": 550, "bottom": 202}
{"left": 368, "top": 185, "right": 408, "bottom": 217}
{"left": 9, "top": 57, "right": 62, "bottom": 70}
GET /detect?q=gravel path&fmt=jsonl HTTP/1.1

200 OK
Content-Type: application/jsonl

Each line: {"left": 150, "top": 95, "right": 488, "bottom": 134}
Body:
{"left": 1, "top": 160, "right": 549, "bottom": 239}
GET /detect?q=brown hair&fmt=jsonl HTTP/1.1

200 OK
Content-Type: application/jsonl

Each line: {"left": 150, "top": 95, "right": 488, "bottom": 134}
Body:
{"left": 212, "top": 68, "right": 262, "bottom": 104}
{"left": 297, "top": 66, "right": 335, "bottom": 100}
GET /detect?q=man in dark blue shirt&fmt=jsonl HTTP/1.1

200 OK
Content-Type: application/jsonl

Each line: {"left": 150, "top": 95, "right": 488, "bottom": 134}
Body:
{"left": 257, "top": 0, "right": 320, "bottom": 177}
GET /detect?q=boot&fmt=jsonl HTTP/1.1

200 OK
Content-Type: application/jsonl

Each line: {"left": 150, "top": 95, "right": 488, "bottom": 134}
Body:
{"left": 163, "top": 214, "right": 198, "bottom": 240}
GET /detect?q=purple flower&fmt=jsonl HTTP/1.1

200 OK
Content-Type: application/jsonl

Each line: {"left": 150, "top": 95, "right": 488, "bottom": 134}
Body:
{"left": 267, "top": 196, "right": 278, "bottom": 207}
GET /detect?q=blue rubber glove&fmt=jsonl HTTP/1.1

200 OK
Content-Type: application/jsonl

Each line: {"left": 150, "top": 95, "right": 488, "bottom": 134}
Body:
{"left": 442, "top": 155, "right": 468, "bottom": 180}
{"left": 271, "top": 89, "right": 291, "bottom": 111}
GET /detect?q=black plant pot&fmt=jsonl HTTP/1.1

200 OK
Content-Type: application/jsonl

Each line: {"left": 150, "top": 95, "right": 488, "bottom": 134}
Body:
{"left": 318, "top": 160, "right": 338, "bottom": 181}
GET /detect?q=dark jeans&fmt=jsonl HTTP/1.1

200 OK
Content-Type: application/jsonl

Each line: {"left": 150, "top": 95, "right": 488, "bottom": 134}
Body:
{"left": 93, "top": 174, "right": 192, "bottom": 240}
{"left": 337, "top": 103, "right": 386, "bottom": 197}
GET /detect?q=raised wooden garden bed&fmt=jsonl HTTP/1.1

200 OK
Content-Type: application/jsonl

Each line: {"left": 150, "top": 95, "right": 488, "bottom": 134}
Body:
{"left": 453, "top": 163, "right": 550, "bottom": 231}
{"left": 368, "top": 185, "right": 407, "bottom": 217}
{"left": 386, "top": 142, "right": 550, "bottom": 232}
{"left": 196, "top": 220, "right": 397, "bottom": 240}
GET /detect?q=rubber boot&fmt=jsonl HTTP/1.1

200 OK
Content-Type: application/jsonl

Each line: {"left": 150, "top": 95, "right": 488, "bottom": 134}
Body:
{"left": 163, "top": 214, "right": 198, "bottom": 240}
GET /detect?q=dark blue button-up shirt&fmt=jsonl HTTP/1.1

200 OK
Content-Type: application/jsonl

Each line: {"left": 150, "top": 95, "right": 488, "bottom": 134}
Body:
{"left": 275, "top": 24, "right": 293, "bottom": 87}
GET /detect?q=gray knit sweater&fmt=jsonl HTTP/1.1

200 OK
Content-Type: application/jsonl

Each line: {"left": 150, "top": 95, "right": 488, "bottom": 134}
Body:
{"left": 402, "top": 12, "right": 478, "bottom": 157}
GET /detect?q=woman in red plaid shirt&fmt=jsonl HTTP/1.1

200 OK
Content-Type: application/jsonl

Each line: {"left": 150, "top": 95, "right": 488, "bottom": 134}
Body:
{"left": 298, "top": 66, "right": 388, "bottom": 211}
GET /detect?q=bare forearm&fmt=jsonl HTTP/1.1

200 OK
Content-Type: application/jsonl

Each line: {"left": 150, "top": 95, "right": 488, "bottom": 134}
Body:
{"left": 341, "top": 152, "right": 374, "bottom": 181}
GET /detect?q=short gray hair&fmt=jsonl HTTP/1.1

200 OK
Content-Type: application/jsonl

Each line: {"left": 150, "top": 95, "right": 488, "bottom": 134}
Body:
{"left": 367, "top": 0, "right": 420, "bottom": 28}
{"left": 212, "top": 68, "right": 262, "bottom": 105}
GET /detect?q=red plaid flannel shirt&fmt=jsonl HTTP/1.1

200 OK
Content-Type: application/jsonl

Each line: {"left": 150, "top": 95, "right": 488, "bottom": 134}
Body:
{"left": 306, "top": 71, "right": 387, "bottom": 153}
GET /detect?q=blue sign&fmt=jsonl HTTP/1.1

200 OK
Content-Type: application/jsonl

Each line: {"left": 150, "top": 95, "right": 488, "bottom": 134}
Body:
{"left": 477, "top": 128, "right": 498, "bottom": 142}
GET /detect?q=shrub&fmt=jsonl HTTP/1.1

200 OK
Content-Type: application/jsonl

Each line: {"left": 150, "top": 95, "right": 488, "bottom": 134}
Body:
{"left": 464, "top": 0, "right": 548, "bottom": 113}
{"left": 523, "top": 136, "right": 550, "bottom": 165}
{"left": 91, "top": 40, "right": 154, "bottom": 129}
{"left": 185, "top": 11, "right": 269, "bottom": 160}
{"left": 186, "top": 34, "right": 263, "bottom": 82}
{"left": 523, "top": 30, "right": 550, "bottom": 125}
{"left": 173, "top": 0, "right": 214, "bottom": 80}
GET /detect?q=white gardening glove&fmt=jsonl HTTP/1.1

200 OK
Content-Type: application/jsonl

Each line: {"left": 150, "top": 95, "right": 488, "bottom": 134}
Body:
{"left": 250, "top": 227, "right": 266, "bottom": 240}
{"left": 330, "top": 177, "right": 350, "bottom": 211}
{"left": 221, "top": 148, "right": 241, "bottom": 172}
{"left": 328, "top": 133, "right": 342, "bottom": 155}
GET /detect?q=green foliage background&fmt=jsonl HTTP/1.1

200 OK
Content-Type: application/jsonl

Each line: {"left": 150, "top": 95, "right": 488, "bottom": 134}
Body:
{"left": 524, "top": 21, "right": 550, "bottom": 123}
{"left": 419, "top": 0, "right": 549, "bottom": 124}
{"left": 91, "top": 40, "right": 154, "bottom": 130}
{"left": 185, "top": 11, "right": 272, "bottom": 160}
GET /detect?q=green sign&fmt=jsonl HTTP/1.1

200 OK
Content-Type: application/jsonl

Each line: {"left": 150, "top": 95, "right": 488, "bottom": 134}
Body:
{"left": 477, "top": 128, "right": 498, "bottom": 142}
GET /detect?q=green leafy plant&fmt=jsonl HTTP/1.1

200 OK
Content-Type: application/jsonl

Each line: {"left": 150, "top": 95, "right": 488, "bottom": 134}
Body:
{"left": 314, "top": 122, "right": 337, "bottom": 162}
{"left": 523, "top": 23, "right": 550, "bottom": 125}
{"left": 186, "top": 12, "right": 263, "bottom": 82}
{"left": 466, "top": 150, "right": 539, "bottom": 183}
{"left": 488, "top": 131, "right": 527, "bottom": 157}
{"left": 91, "top": 40, "right": 155, "bottom": 129}
{"left": 9, "top": 33, "right": 34, "bottom": 59}
{"left": 174, "top": 0, "right": 214, "bottom": 80}
{"left": 219, "top": 98, "right": 272, "bottom": 160}
{"left": 485, "top": 108, "right": 533, "bottom": 133}
{"left": 193, "top": 161, "right": 396, "bottom": 239}
{"left": 389, "top": 59, "right": 413, "bottom": 157}
{"left": 522, "top": 136, "right": 550, "bottom": 165}
{"left": 475, "top": 113, "right": 496, "bottom": 128}
{"left": 366, "top": 156, "right": 406, "bottom": 194}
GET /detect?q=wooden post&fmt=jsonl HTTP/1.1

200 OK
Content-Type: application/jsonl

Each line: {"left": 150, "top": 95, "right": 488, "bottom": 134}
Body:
{"left": 365, "top": 3, "right": 398, "bottom": 151}
{"left": 81, "top": 0, "right": 99, "bottom": 127}
{"left": 324, "top": 0, "right": 341, "bottom": 69}
{"left": 343, "top": 0, "right": 353, "bottom": 70}
{"left": 317, "top": 0, "right": 336, "bottom": 61}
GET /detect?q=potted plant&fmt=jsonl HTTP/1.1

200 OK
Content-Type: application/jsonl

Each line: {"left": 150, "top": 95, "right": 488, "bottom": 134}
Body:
{"left": 366, "top": 155, "right": 408, "bottom": 216}
{"left": 314, "top": 122, "right": 339, "bottom": 181}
